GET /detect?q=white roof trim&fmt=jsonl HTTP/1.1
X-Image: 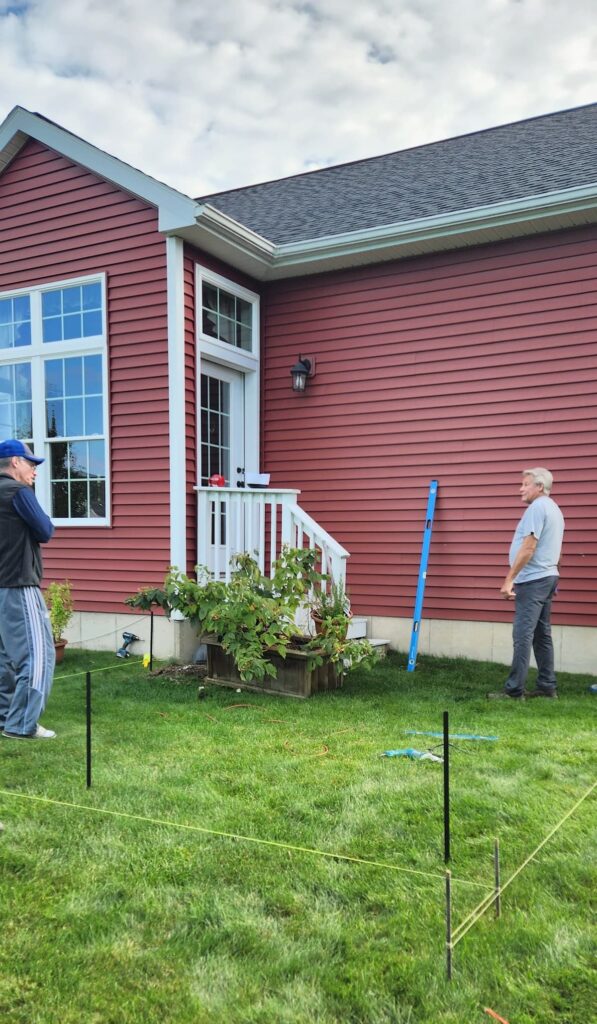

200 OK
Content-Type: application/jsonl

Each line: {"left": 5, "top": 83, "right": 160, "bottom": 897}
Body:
{"left": 190, "top": 181, "right": 597, "bottom": 280}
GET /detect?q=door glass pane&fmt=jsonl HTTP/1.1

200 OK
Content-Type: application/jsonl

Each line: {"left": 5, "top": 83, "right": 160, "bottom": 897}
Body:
{"left": 200, "top": 374, "right": 231, "bottom": 486}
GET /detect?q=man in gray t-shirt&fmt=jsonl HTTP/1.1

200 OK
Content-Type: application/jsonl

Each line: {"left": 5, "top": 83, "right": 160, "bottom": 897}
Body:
{"left": 490, "top": 466, "right": 564, "bottom": 700}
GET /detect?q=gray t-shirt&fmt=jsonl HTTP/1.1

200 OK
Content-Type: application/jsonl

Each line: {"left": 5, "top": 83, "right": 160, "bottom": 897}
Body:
{"left": 509, "top": 495, "right": 564, "bottom": 583}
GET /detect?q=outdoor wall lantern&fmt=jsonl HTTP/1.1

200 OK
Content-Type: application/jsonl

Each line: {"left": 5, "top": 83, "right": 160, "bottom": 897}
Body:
{"left": 290, "top": 355, "right": 315, "bottom": 393}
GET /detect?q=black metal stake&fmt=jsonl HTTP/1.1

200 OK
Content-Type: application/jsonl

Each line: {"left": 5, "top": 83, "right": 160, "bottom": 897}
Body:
{"left": 443, "top": 710, "right": 450, "bottom": 863}
{"left": 494, "top": 838, "right": 501, "bottom": 918}
{"left": 86, "top": 670, "right": 92, "bottom": 789}
{"left": 149, "top": 609, "right": 154, "bottom": 672}
{"left": 445, "top": 869, "right": 453, "bottom": 981}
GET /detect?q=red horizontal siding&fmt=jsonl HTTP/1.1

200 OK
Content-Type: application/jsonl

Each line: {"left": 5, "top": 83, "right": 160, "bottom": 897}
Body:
{"left": 262, "top": 226, "right": 597, "bottom": 628}
{"left": 0, "top": 139, "right": 171, "bottom": 614}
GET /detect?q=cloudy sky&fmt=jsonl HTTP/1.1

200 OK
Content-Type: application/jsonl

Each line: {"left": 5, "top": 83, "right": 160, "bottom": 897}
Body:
{"left": 0, "top": 0, "right": 595, "bottom": 197}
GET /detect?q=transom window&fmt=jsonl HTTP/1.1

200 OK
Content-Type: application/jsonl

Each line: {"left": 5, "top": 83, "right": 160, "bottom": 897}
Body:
{"left": 202, "top": 282, "right": 253, "bottom": 351}
{"left": 0, "top": 276, "right": 108, "bottom": 525}
{"left": 42, "top": 282, "right": 103, "bottom": 343}
{"left": 197, "top": 268, "right": 259, "bottom": 369}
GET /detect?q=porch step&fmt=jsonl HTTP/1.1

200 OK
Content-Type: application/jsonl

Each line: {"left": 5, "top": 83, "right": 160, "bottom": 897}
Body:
{"left": 347, "top": 616, "right": 389, "bottom": 655}
{"left": 369, "top": 638, "right": 389, "bottom": 657}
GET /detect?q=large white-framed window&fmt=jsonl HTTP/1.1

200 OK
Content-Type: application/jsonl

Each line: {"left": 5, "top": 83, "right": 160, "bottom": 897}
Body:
{"left": 0, "top": 274, "right": 110, "bottom": 525}
{"left": 195, "top": 266, "right": 260, "bottom": 483}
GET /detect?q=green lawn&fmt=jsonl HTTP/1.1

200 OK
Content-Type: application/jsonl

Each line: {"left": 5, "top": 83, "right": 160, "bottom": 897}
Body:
{"left": 1, "top": 650, "right": 595, "bottom": 1024}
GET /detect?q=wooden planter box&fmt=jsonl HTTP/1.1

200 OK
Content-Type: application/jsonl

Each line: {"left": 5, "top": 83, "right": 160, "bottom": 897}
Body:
{"left": 205, "top": 640, "right": 341, "bottom": 699}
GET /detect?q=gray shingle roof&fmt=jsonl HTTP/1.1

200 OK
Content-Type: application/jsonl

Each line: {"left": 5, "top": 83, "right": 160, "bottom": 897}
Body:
{"left": 198, "top": 104, "right": 597, "bottom": 245}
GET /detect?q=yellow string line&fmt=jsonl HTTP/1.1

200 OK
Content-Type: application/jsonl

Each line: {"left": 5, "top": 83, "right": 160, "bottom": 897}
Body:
{"left": 489, "top": 778, "right": 597, "bottom": 898}
{"left": 0, "top": 789, "right": 491, "bottom": 890}
{"left": 452, "top": 891, "right": 498, "bottom": 945}
{"left": 53, "top": 660, "right": 144, "bottom": 683}
{"left": 452, "top": 779, "right": 596, "bottom": 947}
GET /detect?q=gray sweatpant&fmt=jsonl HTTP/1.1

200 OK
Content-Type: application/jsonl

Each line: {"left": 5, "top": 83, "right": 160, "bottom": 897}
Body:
{"left": 0, "top": 587, "right": 56, "bottom": 736}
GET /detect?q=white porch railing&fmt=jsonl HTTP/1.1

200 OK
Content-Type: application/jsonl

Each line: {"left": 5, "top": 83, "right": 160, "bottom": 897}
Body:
{"left": 195, "top": 486, "right": 349, "bottom": 585}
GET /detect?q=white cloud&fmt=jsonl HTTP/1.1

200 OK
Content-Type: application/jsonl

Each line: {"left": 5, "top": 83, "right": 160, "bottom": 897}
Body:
{"left": 0, "top": 0, "right": 595, "bottom": 196}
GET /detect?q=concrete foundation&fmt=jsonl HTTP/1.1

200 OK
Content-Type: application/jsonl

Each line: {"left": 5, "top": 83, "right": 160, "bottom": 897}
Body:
{"left": 64, "top": 611, "right": 597, "bottom": 677}
{"left": 64, "top": 611, "right": 200, "bottom": 663}
{"left": 369, "top": 616, "right": 597, "bottom": 675}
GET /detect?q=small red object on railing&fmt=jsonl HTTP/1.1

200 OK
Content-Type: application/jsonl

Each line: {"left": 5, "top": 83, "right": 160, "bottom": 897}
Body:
{"left": 209, "top": 474, "right": 226, "bottom": 487}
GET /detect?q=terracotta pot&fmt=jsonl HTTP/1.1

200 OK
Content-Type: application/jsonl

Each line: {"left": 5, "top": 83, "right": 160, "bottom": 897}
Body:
{"left": 311, "top": 612, "right": 324, "bottom": 636}
{"left": 310, "top": 610, "right": 351, "bottom": 638}
{"left": 54, "top": 638, "right": 67, "bottom": 664}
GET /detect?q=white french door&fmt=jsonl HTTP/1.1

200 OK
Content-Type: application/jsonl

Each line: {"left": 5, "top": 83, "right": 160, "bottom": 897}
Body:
{"left": 200, "top": 363, "right": 245, "bottom": 488}
{"left": 200, "top": 362, "right": 247, "bottom": 571}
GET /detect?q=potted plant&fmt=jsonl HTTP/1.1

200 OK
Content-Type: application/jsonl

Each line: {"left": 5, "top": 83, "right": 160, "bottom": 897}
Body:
{"left": 131, "top": 548, "right": 378, "bottom": 698}
{"left": 45, "top": 579, "right": 74, "bottom": 663}
{"left": 310, "top": 579, "right": 352, "bottom": 636}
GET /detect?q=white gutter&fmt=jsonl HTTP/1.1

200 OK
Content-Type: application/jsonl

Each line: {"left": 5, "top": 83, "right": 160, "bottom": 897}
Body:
{"left": 272, "top": 181, "right": 597, "bottom": 269}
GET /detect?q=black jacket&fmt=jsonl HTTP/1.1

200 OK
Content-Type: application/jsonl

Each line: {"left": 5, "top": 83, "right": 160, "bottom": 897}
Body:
{"left": 0, "top": 474, "right": 54, "bottom": 587}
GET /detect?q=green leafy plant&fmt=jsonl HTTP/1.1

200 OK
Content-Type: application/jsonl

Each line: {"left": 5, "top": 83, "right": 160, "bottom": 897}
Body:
{"left": 159, "top": 548, "right": 378, "bottom": 682}
{"left": 45, "top": 579, "right": 74, "bottom": 642}
{"left": 124, "top": 585, "right": 171, "bottom": 613}
{"left": 310, "top": 578, "right": 351, "bottom": 620}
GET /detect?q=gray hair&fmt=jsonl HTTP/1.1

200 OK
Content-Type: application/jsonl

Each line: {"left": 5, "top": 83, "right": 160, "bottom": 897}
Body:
{"left": 0, "top": 456, "right": 13, "bottom": 470}
{"left": 522, "top": 466, "right": 553, "bottom": 495}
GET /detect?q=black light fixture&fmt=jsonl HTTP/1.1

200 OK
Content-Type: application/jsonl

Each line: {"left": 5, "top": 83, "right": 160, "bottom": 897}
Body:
{"left": 290, "top": 355, "right": 315, "bottom": 393}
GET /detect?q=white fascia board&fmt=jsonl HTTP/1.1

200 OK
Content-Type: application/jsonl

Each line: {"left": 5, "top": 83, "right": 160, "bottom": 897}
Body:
{"left": 271, "top": 182, "right": 597, "bottom": 271}
{"left": 187, "top": 204, "right": 275, "bottom": 274}
{"left": 0, "top": 106, "right": 199, "bottom": 233}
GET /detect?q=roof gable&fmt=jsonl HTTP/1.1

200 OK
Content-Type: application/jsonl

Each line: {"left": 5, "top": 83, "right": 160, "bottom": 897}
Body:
{"left": 0, "top": 106, "right": 200, "bottom": 234}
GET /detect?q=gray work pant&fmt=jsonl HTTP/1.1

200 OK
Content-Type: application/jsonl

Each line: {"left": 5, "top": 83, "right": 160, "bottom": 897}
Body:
{"left": 504, "top": 576, "right": 559, "bottom": 697}
{"left": 0, "top": 587, "right": 55, "bottom": 736}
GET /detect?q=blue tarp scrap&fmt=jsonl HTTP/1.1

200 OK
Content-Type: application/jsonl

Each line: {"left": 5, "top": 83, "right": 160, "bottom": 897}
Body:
{"left": 382, "top": 747, "right": 443, "bottom": 763}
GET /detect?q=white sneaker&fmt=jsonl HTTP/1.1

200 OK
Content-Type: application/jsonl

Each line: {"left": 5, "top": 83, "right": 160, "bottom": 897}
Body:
{"left": 3, "top": 724, "right": 56, "bottom": 739}
{"left": 34, "top": 725, "right": 56, "bottom": 739}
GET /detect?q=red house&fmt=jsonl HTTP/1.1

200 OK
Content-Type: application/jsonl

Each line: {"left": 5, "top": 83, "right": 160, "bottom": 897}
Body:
{"left": 1, "top": 103, "right": 595, "bottom": 671}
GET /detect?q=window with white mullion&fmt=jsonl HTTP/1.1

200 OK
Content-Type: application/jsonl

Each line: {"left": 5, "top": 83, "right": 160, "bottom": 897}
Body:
{"left": 0, "top": 274, "right": 109, "bottom": 524}
{"left": 196, "top": 266, "right": 260, "bottom": 372}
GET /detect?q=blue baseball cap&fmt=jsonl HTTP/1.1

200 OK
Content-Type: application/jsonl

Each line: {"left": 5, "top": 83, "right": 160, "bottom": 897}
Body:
{"left": 0, "top": 439, "right": 44, "bottom": 464}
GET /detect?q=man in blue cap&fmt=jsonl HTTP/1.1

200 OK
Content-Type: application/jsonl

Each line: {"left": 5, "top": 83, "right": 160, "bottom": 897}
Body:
{"left": 0, "top": 439, "right": 56, "bottom": 738}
